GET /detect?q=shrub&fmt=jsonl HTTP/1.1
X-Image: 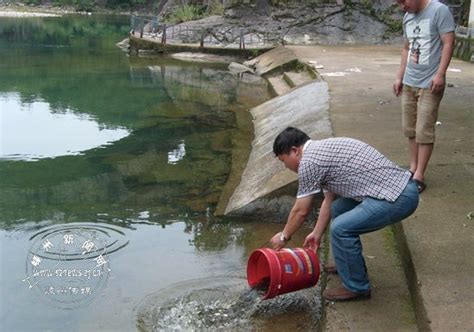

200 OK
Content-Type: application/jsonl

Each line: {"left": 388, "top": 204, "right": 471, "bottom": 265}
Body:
{"left": 167, "top": 5, "right": 202, "bottom": 24}
{"left": 207, "top": 0, "right": 224, "bottom": 16}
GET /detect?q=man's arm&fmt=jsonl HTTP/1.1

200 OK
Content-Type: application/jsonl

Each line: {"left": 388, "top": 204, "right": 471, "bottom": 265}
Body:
{"left": 431, "top": 32, "right": 455, "bottom": 95}
{"left": 303, "top": 191, "right": 336, "bottom": 251}
{"left": 270, "top": 195, "right": 313, "bottom": 250}
{"left": 393, "top": 39, "right": 410, "bottom": 97}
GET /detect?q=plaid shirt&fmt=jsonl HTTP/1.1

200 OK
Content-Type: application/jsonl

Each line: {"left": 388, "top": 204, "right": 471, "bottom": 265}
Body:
{"left": 297, "top": 138, "right": 412, "bottom": 202}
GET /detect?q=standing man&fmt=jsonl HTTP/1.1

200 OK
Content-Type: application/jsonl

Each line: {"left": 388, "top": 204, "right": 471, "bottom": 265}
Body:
{"left": 269, "top": 127, "right": 419, "bottom": 301}
{"left": 393, "top": 0, "right": 455, "bottom": 192}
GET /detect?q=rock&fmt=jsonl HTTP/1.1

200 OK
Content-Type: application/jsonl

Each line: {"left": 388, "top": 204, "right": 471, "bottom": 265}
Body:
{"left": 243, "top": 46, "right": 298, "bottom": 76}
{"left": 156, "top": 1, "right": 403, "bottom": 47}
{"left": 228, "top": 62, "right": 254, "bottom": 75}
{"left": 116, "top": 38, "right": 129, "bottom": 51}
{"left": 171, "top": 52, "right": 238, "bottom": 63}
{"left": 308, "top": 60, "right": 324, "bottom": 69}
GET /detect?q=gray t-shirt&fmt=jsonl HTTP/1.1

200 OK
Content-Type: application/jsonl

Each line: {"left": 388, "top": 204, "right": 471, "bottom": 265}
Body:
{"left": 402, "top": 1, "right": 455, "bottom": 89}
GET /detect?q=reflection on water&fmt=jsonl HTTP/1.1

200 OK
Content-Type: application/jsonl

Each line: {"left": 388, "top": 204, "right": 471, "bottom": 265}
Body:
{"left": 167, "top": 140, "right": 186, "bottom": 165}
{"left": 0, "top": 93, "right": 130, "bottom": 161}
{"left": 2, "top": 219, "right": 321, "bottom": 331}
{"left": 0, "top": 31, "right": 269, "bottom": 223}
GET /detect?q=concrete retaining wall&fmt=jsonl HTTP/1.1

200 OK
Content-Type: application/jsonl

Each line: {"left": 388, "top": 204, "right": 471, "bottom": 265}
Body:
{"left": 221, "top": 80, "right": 332, "bottom": 216}
{"left": 129, "top": 35, "right": 273, "bottom": 58}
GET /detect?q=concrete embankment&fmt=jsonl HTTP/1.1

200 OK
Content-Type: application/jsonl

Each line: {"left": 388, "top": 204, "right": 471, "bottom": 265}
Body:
{"left": 216, "top": 46, "right": 332, "bottom": 217}
{"left": 128, "top": 35, "right": 273, "bottom": 58}
{"left": 221, "top": 80, "right": 331, "bottom": 216}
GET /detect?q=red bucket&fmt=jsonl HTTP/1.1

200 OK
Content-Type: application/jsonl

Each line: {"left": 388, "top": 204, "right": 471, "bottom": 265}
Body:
{"left": 247, "top": 247, "right": 320, "bottom": 300}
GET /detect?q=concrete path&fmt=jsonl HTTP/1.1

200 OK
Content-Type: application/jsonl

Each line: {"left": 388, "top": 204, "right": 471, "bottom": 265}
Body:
{"left": 290, "top": 45, "right": 474, "bottom": 331}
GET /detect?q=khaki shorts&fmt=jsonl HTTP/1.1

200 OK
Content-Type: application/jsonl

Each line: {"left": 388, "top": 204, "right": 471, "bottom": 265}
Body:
{"left": 402, "top": 84, "right": 443, "bottom": 144}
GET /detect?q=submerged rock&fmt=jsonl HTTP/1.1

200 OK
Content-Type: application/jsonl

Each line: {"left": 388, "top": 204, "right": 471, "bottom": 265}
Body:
{"left": 228, "top": 62, "right": 254, "bottom": 75}
{"left": 116, "top": 38, "right": 129, "bottom": 51}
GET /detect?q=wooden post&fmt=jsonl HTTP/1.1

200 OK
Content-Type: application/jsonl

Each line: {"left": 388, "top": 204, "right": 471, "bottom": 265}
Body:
{"left": 200, "top": 29, "right": 205, "bottom": 47}
{"left": 240, "top": 30, "right": 245, "bottom": 49}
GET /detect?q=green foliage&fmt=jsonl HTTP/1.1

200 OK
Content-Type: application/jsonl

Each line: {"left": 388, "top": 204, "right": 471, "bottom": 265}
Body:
{"left": 166, "top": 5, "right": 203, "bottom": 24}
{"left": 207, "top": 0, "right": 224, "bottom": 16}
{"left": 74, "top": 0, "right": 95, "bottom": 12}
{"left": 250, "top": 48, "right": 260, "bottom": 58}
{"left": 23, "top": 0, "right": 42, "bottom": 5}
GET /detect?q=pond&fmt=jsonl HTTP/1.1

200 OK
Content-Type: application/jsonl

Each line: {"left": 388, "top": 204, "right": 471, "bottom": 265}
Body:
{"left": 0, "top": 14, "right": 321, "bottom": 331}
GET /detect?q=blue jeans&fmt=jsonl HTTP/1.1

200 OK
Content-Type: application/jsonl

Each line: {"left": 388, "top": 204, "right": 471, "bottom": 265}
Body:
{"left": 330, "top": 180, "right": 419, "bottom": 293}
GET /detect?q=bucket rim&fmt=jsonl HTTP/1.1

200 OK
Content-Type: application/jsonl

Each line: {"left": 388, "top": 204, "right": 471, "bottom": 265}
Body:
{"left": 247, "top": 247, "right": 282, "bottom": 299}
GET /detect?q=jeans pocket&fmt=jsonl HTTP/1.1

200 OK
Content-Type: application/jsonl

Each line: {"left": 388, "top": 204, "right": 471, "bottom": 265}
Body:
{"left": 391, "top": 184, "right": 419, "bottom": 222}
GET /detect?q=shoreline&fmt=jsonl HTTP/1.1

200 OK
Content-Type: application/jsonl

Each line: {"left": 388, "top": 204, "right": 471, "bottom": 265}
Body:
{"left": 0, "top": 4, "right": 132, "bottom": 17}
{"left": 0, "top": 10, "right": 61, "bottom": 17}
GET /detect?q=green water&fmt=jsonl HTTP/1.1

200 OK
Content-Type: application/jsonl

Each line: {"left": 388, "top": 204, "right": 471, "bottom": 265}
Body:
{"left": 0, "top": 15, "right": 267, "bottom": 222}
{"left": 0, "top": 15, "right": 321, "bottom": 331}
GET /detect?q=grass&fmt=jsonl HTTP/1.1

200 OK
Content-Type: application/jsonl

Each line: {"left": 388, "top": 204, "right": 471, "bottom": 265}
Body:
{"left": 167, "top": 5, "right": 202, "bottom": 24}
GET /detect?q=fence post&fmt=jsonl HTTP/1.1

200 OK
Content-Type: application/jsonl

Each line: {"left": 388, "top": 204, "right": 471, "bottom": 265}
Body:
{"left": 161, "top": 24, "right": 167, "bottom": 44}
{"left": 200, "top": 29, "right": 205, "bottom": 47}
{"left": 240, "top": 30, "right": 245, "bottom": 49}
{"left": 152, "top": 17, "right": 158, "bottom": 36}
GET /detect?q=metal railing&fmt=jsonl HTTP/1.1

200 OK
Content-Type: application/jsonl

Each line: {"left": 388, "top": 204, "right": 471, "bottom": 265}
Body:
{"left": 130, "top": 15, "right": 277, "bottom": 49}
{"left": 455, "top": 25, "right": 471, "bottom": 38}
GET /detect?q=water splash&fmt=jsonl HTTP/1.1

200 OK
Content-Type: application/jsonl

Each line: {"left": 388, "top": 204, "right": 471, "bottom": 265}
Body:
{"left": 135, "top": 276, "right": 321, "bottom": 331}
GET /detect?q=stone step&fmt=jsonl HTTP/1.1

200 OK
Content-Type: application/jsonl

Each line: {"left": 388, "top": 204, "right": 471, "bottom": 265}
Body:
{"left": 283, "top": 70, "right": 314, "bottom": 88}
{"left": 266, "top": 75, "right": 293, "bottom": 96}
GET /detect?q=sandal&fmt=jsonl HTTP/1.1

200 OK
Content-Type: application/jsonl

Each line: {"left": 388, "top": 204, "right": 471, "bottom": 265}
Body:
{"left": 413, "top": 179, "right": 426, "bottom": 193}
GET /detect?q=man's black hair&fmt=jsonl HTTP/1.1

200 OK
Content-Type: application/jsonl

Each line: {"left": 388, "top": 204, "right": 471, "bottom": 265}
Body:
{"left": 273, "top": 127, "right": 310, "bottom": 156}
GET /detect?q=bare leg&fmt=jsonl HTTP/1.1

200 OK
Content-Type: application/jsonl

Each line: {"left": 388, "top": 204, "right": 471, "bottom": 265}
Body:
{"left": 408, "top": 138, "right": 418, "bottom": 174}
{"left": 413, "top": 143, "right": 434, "bottom": 182}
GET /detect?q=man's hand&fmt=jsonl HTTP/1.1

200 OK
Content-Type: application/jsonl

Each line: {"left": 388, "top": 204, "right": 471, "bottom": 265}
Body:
{"left": 269, "top": 196, "right": 313, "bottom": 251}
{"left": 270, "top": 232, "right": 287, "bottom": 251}
{"left": 303, "top": 231, "right": 321, "bottom": 253}
{"left": 393, "top": 78, "right": 403, "bottom": 97}
{"left": 430, "top": 73, "right": 445, "bottom": 95}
